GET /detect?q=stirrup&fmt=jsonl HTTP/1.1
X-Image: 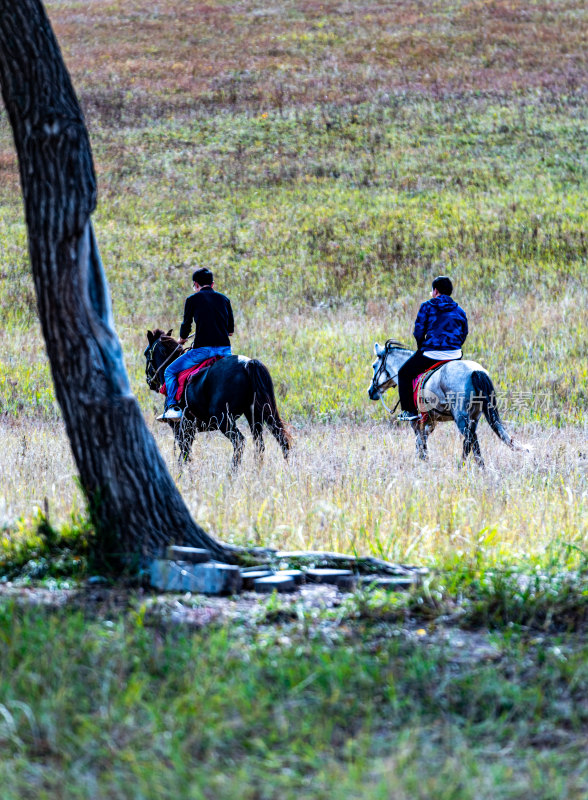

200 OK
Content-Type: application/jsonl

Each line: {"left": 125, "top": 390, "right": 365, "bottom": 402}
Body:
{"left": 397, "top": 410, "right": 420, "bottom": 422}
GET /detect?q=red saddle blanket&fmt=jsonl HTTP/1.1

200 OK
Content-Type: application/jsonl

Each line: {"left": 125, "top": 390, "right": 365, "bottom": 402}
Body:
{"left": 160, "top": 355, "right": 223, "bottom": 402}
{"left": 412, "top": 360, "right": 450, "bottom": 415}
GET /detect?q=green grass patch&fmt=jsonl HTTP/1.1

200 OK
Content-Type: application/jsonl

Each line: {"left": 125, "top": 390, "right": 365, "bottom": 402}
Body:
{"left": 0, "top": 595, "right": 587, "bottom": 798}
{"left": 0, "top": 507, "right": 91, "bottom": 584}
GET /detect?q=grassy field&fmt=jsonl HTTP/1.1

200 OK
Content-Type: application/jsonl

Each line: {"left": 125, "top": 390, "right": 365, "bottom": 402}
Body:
{"left": 0, "top": 0, "right": 587, "bottom": 796}
{"left": 0, "top": 597, "right": 586, "bottom": 800}
{"left": 0, "top": 418, "right": 586, "bottom": 570}
{"left": 1, "top": 91, "right": 586, "bottom": 422}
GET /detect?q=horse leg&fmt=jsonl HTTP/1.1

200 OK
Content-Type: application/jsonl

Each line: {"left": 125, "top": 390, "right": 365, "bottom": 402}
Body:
{"left": 269, "top": 419, "right": 290, "bottom": 460}
{"left": 170, "top": 418, "right": 194, "bottom": 464}
{"left": 412, "top": 420, "right": 427, "bottom": 460}
{"left": 179, "top": 417, "right": 196, "bottom": 463}
{"left": 454, "top": 412, "right": 484, "bottom": 468}
{"left": 452, "top": 411, "right": 471, "bottom": 466}
{"left": 462, "top": 427, "right": 472, "bottom": 463}
{"left": 469, "top": 420, "right": 485, "bottom": 468}
{"left": 461, "top": 408, "right": 485, "bottom": 468}
{"left": 222, "top": 419, "right": 245, "bottom": 470}
{"left": 253, "top": 426, "right": 265, "bottom": 460}
{"left": 247, "top": 406, "right": 289, "bottom": 461}
{"left": 245, "top": 409, "right": 265, "bottom": 463}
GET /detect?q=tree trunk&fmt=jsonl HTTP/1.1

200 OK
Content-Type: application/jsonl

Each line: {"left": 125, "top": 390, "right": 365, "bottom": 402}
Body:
{"left": 0, "top": 0, "right": 228, "bottom": 563}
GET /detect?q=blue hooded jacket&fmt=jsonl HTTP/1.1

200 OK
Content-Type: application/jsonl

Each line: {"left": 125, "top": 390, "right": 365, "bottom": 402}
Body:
{"left": 413, "top": 295, "right": 468, "bottom": 351}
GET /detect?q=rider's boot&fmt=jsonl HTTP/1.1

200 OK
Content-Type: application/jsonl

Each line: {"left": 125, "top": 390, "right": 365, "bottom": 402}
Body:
{"left": 157, "top": 405, "right": 183, "bottom": 422}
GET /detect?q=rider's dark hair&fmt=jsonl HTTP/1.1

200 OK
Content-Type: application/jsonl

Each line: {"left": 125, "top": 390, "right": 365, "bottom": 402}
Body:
{"left": 192, "top": 267, "right": 213, "bottom": 286}
{"left": 432, "top": 275, "right": 453, "bottom": 296}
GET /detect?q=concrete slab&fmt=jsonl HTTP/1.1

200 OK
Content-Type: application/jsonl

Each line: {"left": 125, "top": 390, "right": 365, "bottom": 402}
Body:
{"left": 151, "top": 560, "right": 242, "bottom": 595}
{"left": 254, "top": 575, "right": 297, "bottom": 593}
{"left": 241, "top": 570, "right": 274, "bottom": 590}
{"left": 305, "top": 568, "right": 355, "bottom": 587}
{"left": 275, "top": 569, "right": 305, "bottom": 585}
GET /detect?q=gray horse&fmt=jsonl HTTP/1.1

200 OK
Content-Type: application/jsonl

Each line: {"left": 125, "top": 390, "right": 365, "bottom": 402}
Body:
{"left": 368, "top": 340, "right": 527, "bottom": 465}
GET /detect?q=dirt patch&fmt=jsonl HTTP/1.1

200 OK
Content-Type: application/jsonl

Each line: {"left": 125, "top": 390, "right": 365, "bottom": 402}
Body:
{"left": 4, "top": 580, "right": 584, "bottom": 672}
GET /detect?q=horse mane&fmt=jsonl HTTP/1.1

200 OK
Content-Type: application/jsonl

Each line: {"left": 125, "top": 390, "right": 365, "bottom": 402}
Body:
{"left": 385, "top": 339, "right": 412, "bottom": 351}
{"left": 152, "top": 328, "right": 180, "bottom": 352}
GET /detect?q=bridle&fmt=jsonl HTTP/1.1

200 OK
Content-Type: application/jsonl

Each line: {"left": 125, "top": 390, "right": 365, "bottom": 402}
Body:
{"left": 145, "top": 339, "right": 184, "bottom": 390}
{"left": 371, "top": 342, "right": 402, "bottom": 416}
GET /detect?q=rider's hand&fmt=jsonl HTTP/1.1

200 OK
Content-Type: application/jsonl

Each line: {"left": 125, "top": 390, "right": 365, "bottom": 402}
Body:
{"left": 178, "top": 338, "right": 187, "bottom": 345}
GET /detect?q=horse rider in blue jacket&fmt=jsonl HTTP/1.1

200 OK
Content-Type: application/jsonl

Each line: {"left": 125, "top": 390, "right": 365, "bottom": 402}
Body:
{"left": 397, "top": 275, "right": 469, "bottom": 421}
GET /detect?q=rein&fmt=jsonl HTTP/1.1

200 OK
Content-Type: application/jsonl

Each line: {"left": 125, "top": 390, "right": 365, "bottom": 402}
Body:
{"left": 380, "top": 395, "right": 400, "bottom": 416}
{"left": 153, "top": 342, "right": 182, "bottom": 379}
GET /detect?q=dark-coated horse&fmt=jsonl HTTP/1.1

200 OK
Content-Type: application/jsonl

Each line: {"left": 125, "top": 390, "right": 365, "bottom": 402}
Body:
{"left": 145, "top": 329, "right": 290, "bottom": 468}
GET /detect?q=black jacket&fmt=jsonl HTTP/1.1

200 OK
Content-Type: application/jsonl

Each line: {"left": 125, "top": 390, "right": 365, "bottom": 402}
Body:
{"left": 179, "top": 286, "right": 234, "bottom": 348}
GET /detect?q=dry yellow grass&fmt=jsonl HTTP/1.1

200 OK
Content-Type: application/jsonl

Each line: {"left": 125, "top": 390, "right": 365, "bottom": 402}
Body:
{"left": 2, "top": 415, "right": 585, "bottom": 566}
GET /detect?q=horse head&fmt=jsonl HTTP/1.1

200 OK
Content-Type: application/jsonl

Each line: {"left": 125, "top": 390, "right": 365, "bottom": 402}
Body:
{"left": 144, "top": 328, "right": 180, "bottom": 392}
{"left": 368, "top": 340, "right": 410, "bottom": 400}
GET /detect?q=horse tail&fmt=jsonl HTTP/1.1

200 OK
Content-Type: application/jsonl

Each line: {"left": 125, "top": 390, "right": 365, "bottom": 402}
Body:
{"left": 470, "top": 371, "right": 528, "bottom": 451}
{"left": 244, "top": 360, "right": 291, "bottom": 456}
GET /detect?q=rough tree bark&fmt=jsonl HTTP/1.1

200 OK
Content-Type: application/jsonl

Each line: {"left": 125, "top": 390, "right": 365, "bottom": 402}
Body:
{"left": 0, "top": 0, "right": 228, "bottom": 563}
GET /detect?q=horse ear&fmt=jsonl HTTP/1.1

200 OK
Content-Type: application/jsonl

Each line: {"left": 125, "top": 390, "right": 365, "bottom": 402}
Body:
{"left": 374, "top": 342, "right": 385, "bottom": 356}
{"left": 147, "top": 330, "right": 154, "bottom": 345}
{"left": 167, "top": 329, "right": 173, "bottom": 337}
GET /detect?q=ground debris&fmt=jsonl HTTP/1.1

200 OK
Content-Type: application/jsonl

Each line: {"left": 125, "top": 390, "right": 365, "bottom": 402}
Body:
{"left": 147, "top": 550, "right": 425, "bottom": 596}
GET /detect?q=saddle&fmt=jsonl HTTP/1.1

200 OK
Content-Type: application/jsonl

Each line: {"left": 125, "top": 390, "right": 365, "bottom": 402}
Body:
{"left": 160, "top": 355, "right": 224, "bottom": 403}
{"left": 412, "top": 361, "right": 449, "bottom": 419}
